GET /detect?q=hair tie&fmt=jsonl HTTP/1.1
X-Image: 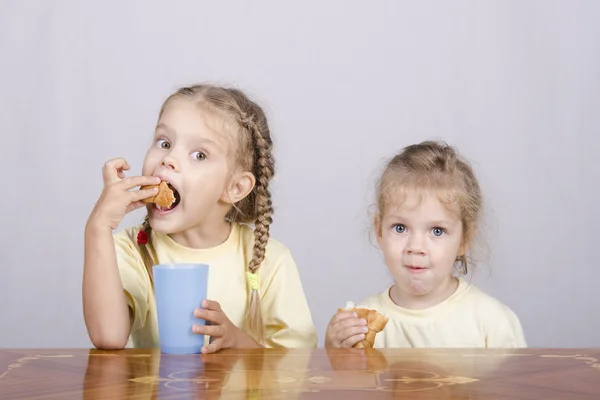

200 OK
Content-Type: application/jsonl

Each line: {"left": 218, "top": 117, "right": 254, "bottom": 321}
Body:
{"left": 239, "top": 112, "right": 255, "bottom": 128}
{"left": 246, "top": 271, "right": 260, "bottom": 291}
{"left": 137, "top": 230, "right": 149, "bottom": 245}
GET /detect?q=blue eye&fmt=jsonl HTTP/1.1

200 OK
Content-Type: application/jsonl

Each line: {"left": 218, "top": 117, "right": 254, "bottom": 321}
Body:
{"left": 431, "top": 227, "right": 445, "bottom": 237}
{"left": 191, "top": 151, "right": 207, "bottom": 161}
{"left": 393, "top": 224, "right": 406, "bottom": 234}
{"left": 157, "top": 139, "right": 170, "bottom": 149}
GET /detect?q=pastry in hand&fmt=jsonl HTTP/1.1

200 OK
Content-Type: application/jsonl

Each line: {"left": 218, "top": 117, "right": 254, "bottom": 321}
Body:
{"left": 140, "top": 181, "right": 176, "bottom": 208}
{"left": 338, "top": 301, "right": 389, "bottom": 348}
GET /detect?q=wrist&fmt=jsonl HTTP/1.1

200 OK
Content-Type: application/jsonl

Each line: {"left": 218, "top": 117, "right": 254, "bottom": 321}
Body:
{"left": 86, "top": 216, "right": 113, "bottom": 233}
{"left": 85, "top": 218, "right": 113, "bottom": 238}
{"left": 235, "top": 326, "right": 262, "bottom": 348}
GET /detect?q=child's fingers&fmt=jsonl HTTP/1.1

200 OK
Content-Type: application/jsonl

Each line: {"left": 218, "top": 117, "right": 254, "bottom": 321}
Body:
{"left": 130, "top": 187, "right": 158, "bottom": 203}
{"left": 194, "top": 308, "right": 224, "bottom": 325}
{"left": 341, "top": 333, "right": 366, "bottom": 348}
{"left": 120, "top": 175, "right": 161, "bottom": 190}
{"left": 331, "top": 316, "right": 367, "bottom": 331}
{"left": 128, "top": 200, "right": 150, "bottom": 213}
{"left": 202, "top": 339, "right": 222, "bottom": 354}
{"left": 201, "top": 299, "right": 223, "bottom": 312}
{"left": 329, "top": 311, "right": 359, "bottom": 326}
{"left": 102, "top": 158, "right": 130, "bottom": 183}
{"left": 338, "top": 325, "right": 369, "bottom": 343}
{"left": 193, "top": 323, "right": 224, "bottom": 337}
{"left": 116, "top": 164, "right": 130, "bottom": 179}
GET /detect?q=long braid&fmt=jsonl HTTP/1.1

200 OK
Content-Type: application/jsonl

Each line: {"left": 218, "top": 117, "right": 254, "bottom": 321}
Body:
{"left": 242, "top": 114, "right": 274, "bottom": 344}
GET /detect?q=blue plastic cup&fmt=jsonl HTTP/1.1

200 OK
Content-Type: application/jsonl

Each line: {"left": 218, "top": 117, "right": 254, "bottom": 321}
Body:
{"left": 152, "top": 263, "right": 209, "bottom": 354}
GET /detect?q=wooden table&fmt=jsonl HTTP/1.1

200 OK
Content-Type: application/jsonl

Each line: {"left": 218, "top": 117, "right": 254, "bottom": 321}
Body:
{"left": 1, "top": 348, "right": 599, "bottom": 399}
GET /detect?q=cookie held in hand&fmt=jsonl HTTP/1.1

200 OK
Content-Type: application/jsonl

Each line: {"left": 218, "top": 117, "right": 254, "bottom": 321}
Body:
{"left": 338, "top": 302, "right": 389, "bottom": 348}
{"left": 140, "top": 181, "right": 175, "bottom": 208}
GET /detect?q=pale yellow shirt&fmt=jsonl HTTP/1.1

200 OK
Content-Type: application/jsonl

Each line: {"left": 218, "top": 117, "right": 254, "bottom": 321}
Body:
{"left": 113, "top": 222, "right": 317, "bottom": 349}
{"left": 358, "top": 278, "right": 527, "bottom": 348}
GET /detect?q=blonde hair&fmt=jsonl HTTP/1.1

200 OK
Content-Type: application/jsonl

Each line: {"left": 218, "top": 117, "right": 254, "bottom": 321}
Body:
{"left": 138, "top": 84, "right": 275, "bottom": 343}
{"left": 375, "top": 140, "right": 482, "bottom": 274}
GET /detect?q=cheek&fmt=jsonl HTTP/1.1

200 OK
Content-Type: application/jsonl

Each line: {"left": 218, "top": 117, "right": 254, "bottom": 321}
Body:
{"left": 142, "top": 149, "right": 161, "bottom": 175}
{"left": 434, "top": 237, "right": 462, "bottom": 263}
{"left": 141, "top": 161, "right": 152, "bottom": 176}
{"left": 380, "top": 234, "right": 405, "bottom": 261}
{"left": 182, "top": 168, "right": 227, "bottom": 199}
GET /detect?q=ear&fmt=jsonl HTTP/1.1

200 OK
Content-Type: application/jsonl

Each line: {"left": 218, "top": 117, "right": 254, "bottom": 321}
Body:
{"left": 222, "top": 171, "right": 256, "bottom": 204}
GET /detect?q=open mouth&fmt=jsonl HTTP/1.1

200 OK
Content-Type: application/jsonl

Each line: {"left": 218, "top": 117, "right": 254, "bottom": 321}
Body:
{"left": 154, "top": 183, "right": 181, "bottom": 212}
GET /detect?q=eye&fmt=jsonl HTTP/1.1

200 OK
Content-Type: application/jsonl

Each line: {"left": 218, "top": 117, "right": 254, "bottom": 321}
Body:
{"left": 156, "top": 139, "right": 170, "bottom": 150}
{"left": 392, "top": 224, "right": 406, "bottom": 234}
{"left": 431, "top": 227, "right": 445, "bottom": 237}
{"left": 192, "top": 151, "right": 207, "bottom": 161}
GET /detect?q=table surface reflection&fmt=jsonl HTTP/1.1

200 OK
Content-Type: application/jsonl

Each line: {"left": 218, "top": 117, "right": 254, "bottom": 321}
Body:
{"left": 1, "top": 347, "right": 599, "bottom": 399}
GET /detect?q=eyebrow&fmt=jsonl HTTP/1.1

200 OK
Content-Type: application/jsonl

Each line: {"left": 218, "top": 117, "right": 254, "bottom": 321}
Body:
{"left": 428, "top": 220, "right": 452, "bottom": 227}
{"left": 386, "top": 214, "right": 454, "bottom": 226}
{"left": 155, "top": 123, "right": 218, "bottom": 146}
{"left": 155, "top": 123, "right": 172, "bottom": 134}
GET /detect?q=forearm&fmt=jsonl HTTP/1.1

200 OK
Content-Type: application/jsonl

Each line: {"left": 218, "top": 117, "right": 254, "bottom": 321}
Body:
{"left": 82, "top": 222, "right": 131, "bottom": 349}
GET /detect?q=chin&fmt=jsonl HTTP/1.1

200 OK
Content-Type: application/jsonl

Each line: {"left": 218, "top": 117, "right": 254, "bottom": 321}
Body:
{"left": 147, "top": 216, "right": 177, "bottom": 235}
{"left": 401, "top": 278, "right": 435, "bottom": 296}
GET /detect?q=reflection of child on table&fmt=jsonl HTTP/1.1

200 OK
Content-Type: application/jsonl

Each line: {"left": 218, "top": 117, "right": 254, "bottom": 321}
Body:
{"left": 83, "top": 349, "right": 160, "bottom": 400}
{"left": 82, "top": 349, "right": 313, "bottom": 400}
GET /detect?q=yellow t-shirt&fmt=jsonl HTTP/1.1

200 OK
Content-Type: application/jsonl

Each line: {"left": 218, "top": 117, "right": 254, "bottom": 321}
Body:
{"left": 113, "top": 222, "right": 317, "bottom": 349}
{"left": 358, "top": 278, "right": 527, "bottom": 348}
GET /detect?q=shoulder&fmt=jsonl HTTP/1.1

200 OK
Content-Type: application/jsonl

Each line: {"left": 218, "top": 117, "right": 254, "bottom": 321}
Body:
{"left": 356, "top": 290, "right": 388, "bottom": 312}
{"left": 113, "top": 224, "right": 170, "bottom": 250}
{"left": 113, "top": 225, "right": 143, "bottom": 249}
{"left": 461, "top": 281, "right": 523, "bottom": 327}
{"left": 460, "top": 281, "right": 527, "bottom": 347}
{"left": 112, "top": 225, "right": 146, "bottom": 269}
{"left": 236, "top": 224, "right": 304, "bottom": 292}
{"left": 237, "top": 223, "right": 294, "bottom": 265}
{"left": 462, "top": 282, "right": 513, "bottom": 311}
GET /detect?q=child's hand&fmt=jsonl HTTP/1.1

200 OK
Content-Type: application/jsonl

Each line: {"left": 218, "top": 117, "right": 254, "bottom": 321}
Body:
{"left": 88, "top": 158, "right": 161, "bottom": 230}
{"left": 324, "top": 310, "right": 368, "bottom": 348}
{"left": 193, "top": 300, "right": 248, "bottom": 354}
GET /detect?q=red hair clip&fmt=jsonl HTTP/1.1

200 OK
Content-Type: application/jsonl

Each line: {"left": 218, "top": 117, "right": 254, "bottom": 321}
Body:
{"left": 137, "top": 230, "right": 149, "bottom": 245}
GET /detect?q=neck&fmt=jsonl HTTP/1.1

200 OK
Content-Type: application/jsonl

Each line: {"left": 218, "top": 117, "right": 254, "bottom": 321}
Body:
{"left": 390, "top": 277, "right": 459, "bottom": 310}
{"left": 168, "top": 219, "right": 233, "bottom": 249}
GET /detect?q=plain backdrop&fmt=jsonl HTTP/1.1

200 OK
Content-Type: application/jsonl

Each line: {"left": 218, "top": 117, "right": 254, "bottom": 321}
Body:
{"left": 1, "top": 0, "right": 599, "bottom": 348}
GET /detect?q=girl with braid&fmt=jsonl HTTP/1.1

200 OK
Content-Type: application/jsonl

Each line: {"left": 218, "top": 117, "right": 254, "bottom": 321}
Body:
{"left": 83, "top": 84, "right": 317, "bottom": 353}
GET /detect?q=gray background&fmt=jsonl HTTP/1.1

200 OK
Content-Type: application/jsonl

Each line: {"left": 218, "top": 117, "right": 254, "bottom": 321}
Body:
{"left": 1, "top": 0, "right": 598, "bottom": 348}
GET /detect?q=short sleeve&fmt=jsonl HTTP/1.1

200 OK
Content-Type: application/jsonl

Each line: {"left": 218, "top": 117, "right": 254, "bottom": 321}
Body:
{"left": 113, "top": 231, "right": 152, "bottom": 333}
{"left": 260, "top": 250, "right": 318, "bottom": 348}
{"left": 485, "top": 306, "right": 528, "bottom": 348}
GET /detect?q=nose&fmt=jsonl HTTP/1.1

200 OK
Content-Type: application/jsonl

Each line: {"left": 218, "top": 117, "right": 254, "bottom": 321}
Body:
{"left": 160, "top": 153, "right": 178, "bottom": 171}
{"left": 406, "top": 234, "right": 426, "bottom": 255}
